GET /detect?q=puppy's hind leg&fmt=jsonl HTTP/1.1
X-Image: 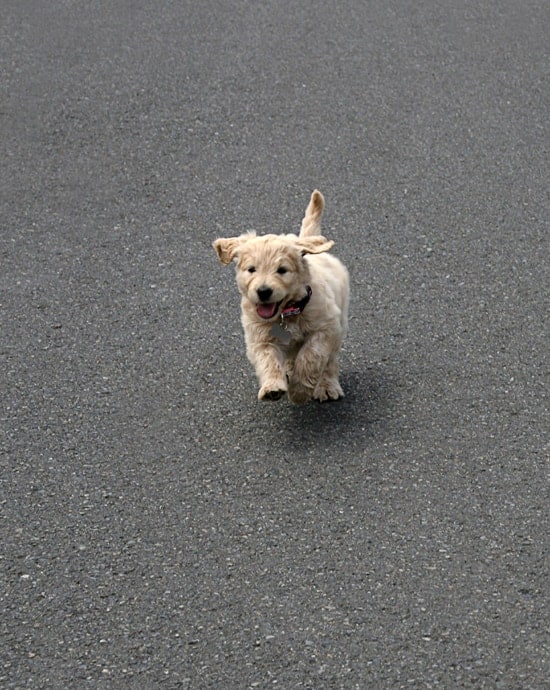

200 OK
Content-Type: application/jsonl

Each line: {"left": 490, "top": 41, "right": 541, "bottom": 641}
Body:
{"left": 287, "top": 332, "right": 331, "bottom": 404}
{"left": 313, "top": 356, "right": 344, "bottom": 402}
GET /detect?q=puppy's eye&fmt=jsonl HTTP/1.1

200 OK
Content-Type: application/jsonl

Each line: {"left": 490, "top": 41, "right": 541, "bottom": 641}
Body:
{"left": 277, "top": 266, "right": 288, "bottom": 275}
{"left": 247, "top": 266, "right": 256, "bottom": 273}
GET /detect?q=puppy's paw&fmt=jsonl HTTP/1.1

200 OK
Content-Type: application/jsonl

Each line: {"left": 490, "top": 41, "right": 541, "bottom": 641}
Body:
{"left": 287, "top": 382, "right": 313, "bottom": 405}
{"left": 258, "top": 381, "right": 287, "bottom": 401}
{"left": 313, "top": 380, "right": 344, "bottom": 402}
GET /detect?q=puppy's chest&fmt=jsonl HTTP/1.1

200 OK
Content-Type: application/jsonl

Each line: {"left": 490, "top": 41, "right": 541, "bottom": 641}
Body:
{"left": 270, "top": 318, "right": 306, "bottom": 348}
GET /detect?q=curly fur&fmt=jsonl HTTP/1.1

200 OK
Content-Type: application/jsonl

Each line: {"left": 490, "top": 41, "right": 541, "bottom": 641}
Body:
{"left": 213, "top": 190, "right": 349, "bottom": 403}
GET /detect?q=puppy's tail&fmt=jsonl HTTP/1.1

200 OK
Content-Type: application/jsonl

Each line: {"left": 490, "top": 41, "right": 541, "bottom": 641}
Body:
{"left": 299, "top": 190, "right": 325, "bottom": 237}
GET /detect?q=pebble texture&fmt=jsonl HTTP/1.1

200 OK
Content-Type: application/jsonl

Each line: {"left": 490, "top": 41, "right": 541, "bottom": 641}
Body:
{"left": 1, "top": 1, "right": 548, "bottom": 687}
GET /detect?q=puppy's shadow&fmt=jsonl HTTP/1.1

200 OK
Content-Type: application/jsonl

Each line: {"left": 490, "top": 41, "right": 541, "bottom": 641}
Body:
{"left": 280, "top": 368, "right": 392, "bottom": 450}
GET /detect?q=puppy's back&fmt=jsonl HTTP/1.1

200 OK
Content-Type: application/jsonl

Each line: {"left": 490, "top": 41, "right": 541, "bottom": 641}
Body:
{"left": 306, "top": 252, "right": 349, "bottom": 328}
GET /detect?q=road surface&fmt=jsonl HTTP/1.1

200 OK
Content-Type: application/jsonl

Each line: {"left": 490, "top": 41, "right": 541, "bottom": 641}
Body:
{"left": 2, "top": 1, "right": 548, "bottom": 687}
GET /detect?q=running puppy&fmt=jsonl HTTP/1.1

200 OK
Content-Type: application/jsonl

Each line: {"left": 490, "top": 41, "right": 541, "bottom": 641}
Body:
{"left": 213, "top": 190, "right": 349, "bottom": 403}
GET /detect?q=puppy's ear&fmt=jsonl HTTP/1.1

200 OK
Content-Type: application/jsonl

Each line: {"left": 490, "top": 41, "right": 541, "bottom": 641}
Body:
{"left": 212, "top": 237, "right": 242, "bottom": 265}
{"left": 296, "top": 236, "right": 334, "bottom": 255}
{"left": 213, "top": 232, "right": 256, "bottom": 265}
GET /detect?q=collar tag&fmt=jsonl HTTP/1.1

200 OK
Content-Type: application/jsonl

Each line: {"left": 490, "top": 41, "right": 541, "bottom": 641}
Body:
{"left": 271, "top": 322, "right": 292, "bottom": 344}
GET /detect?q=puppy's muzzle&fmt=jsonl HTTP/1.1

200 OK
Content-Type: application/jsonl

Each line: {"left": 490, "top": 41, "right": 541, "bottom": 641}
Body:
{"left": 256, "top": 286, "right": 282, "bottom": 320}
{"left": 257, "top": 286, "right": 273, "bottom": 302}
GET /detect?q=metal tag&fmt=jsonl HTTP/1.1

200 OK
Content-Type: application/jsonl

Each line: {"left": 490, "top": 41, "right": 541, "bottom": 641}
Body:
{"left": 271, "top": 322, "right": 291, "bottom": 344}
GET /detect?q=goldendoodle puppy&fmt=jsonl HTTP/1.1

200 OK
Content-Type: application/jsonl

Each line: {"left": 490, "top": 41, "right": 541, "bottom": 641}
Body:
{"left": 213, "top": 190, "right": 349, "bottom": 403}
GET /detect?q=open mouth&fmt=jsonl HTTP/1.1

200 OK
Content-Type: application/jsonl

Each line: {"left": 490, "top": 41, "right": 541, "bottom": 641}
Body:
{"left": 256, "top": 300, "right": 282, "bottom": 320}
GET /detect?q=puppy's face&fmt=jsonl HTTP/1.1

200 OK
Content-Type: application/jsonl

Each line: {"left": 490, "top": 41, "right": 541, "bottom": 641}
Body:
{"left": 213, "top": 233, "right": 334, "bottom": 322}
{"left": 235, "top": 235, "right": 305, "bottom": 320}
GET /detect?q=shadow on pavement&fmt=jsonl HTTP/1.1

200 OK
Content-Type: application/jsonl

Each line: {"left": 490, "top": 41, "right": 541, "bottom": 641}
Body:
{"left": 280, "top": 368, "right": 393, "bottom": 450}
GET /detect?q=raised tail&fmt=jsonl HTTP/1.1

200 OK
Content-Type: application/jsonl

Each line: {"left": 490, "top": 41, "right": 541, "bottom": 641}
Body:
{"left": 299, "top": 190, "right": 325, "bottom": 237}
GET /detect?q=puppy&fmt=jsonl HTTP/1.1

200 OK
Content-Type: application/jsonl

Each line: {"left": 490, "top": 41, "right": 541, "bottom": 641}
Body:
{"left": 213, "top": 190, "right": 349, "bottom": 403}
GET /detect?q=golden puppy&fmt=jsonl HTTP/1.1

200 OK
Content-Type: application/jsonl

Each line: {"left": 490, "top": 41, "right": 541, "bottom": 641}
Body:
{"left": 213, "top": 190, "right": 349, "bottom": 403}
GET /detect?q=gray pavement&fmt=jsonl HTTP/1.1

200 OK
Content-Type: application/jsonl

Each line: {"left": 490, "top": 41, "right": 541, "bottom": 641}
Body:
{"left": 1, "top": 1, "right": 549, "bottom": 687}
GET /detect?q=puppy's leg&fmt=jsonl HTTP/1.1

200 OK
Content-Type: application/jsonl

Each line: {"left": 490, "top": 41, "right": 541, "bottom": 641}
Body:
{"left": 313, "top": 355, "right": 344, "bottom": 402}
{"left": 245, "top": 334, "right": 288, "bottom": 401}
{"left": 287, "top": 332, "right": 333, "bottom": 404}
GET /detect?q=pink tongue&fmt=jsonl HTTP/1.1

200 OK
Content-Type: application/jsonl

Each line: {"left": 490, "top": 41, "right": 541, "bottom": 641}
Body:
{"left": 257, "top": 302, "right": 277, "bottom": 319}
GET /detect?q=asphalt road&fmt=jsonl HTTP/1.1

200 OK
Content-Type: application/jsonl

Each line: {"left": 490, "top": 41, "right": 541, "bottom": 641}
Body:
{"left": 2, "top": 1, "right": 548, "bottom": 688}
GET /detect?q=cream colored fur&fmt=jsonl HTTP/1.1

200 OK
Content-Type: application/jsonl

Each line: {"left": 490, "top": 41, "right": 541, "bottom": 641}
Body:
{"left": 213, "top": 190, "right": 349, "bottom": 403}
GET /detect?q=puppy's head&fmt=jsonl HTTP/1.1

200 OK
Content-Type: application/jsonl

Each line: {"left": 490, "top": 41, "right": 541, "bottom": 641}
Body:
{"left": 213, "top": 233, "right": 334, "bottom": 321}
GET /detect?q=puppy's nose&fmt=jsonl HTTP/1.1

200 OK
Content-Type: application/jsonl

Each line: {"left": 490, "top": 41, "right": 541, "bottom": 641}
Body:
{"left": 257, "top": 286, "right": 273, "bottom": 302}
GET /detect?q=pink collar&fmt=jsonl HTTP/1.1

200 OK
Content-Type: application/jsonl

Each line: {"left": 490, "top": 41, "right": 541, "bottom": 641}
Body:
{"left": 281, "top": 286, "right": 312, "bottom": 319}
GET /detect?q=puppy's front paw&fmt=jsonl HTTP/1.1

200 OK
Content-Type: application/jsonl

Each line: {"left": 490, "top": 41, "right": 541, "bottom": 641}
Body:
{"left": 313, "top": 380, "right": 344, "bottom": 402}
{"left": 258, "top": 381, "right": 287, "bottom": 401}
